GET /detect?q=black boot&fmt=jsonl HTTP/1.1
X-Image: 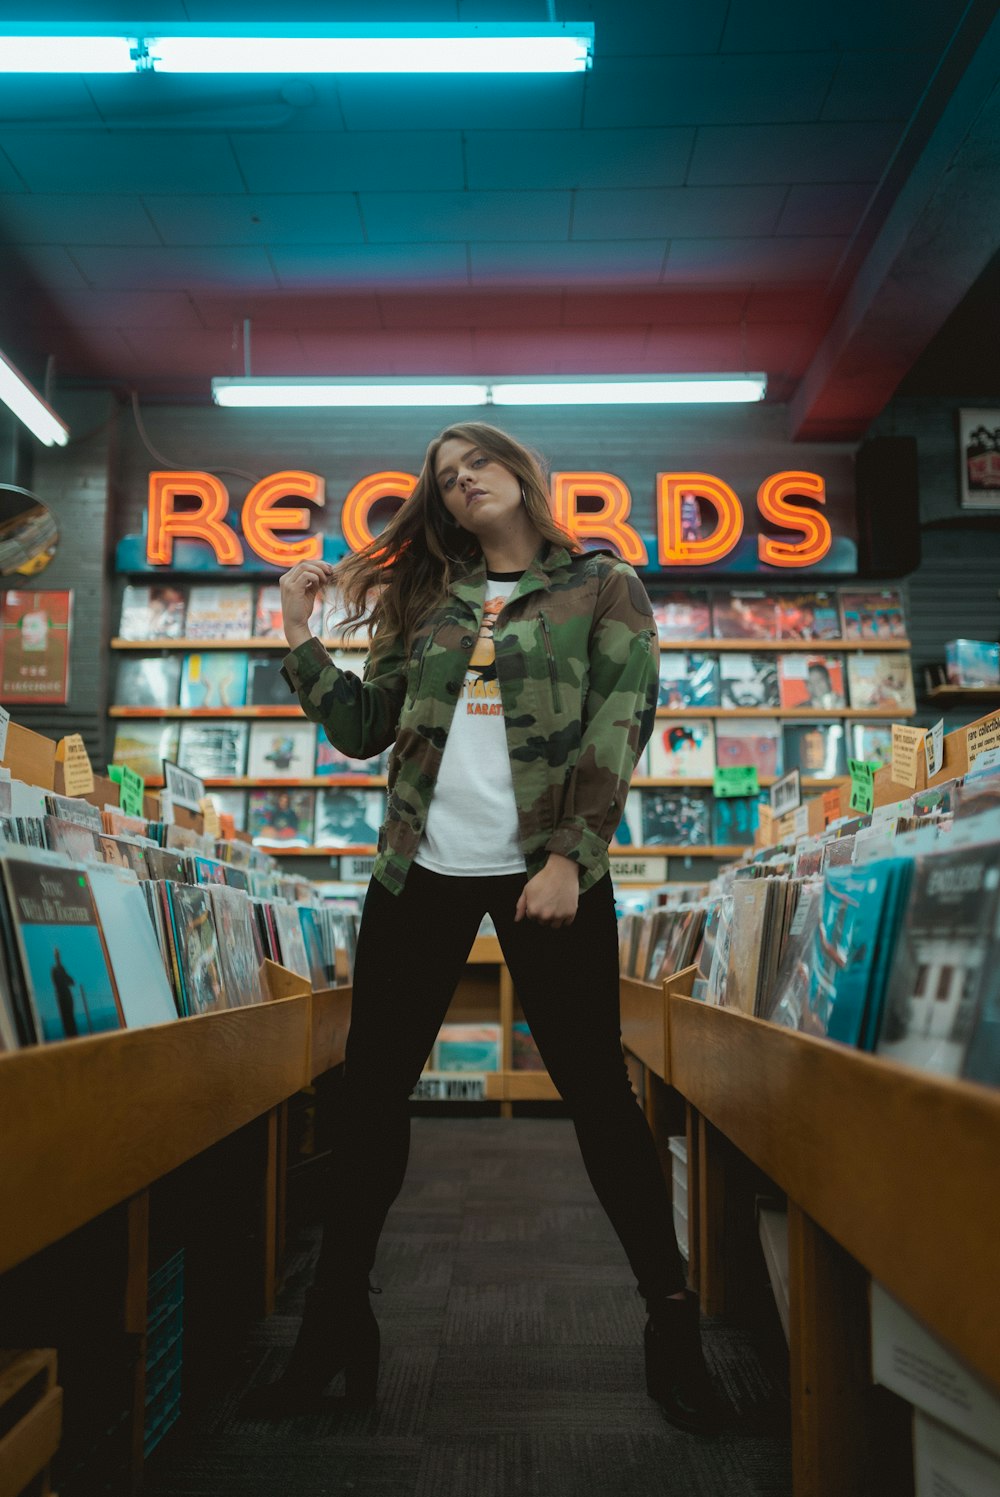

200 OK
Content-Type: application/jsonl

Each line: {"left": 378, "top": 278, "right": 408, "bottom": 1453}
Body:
{"left": 644, "top": 1289, "right": 722, "bottom": 1435}
{"left": 242, "top": 1280, "right": 381, "bottom": 1417}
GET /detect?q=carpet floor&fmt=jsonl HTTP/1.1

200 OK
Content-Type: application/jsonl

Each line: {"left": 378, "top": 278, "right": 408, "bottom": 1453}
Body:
{"left": 144, "top": 1117, "right": 792, "bottom": 1497}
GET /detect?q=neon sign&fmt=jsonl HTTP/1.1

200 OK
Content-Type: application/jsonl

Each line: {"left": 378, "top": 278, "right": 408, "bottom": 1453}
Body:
{"left": 134, "top": 467, "right": 842, "bottom": 573}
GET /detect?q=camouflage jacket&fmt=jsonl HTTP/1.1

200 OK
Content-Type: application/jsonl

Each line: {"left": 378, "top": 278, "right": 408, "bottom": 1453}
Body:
{"left": 281, "top": 544, "right": 659, "bottom": 896}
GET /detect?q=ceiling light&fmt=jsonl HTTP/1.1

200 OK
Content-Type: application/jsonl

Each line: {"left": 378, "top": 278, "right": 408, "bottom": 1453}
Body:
{"left": 0, "top": 351, "right": 69, "bottom": 446}
{"left": 211, "top": 375, "right": 767, "bottom": 408}
{"left": 0, "top": 23, "right": 593, "bottom": 74}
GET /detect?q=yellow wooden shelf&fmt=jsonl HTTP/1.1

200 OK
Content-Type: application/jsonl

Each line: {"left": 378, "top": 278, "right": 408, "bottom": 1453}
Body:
{"left": 110, "top": 637, "right": 367, "bottom": 651}
{"left": 666, "top": 992, "right": 1000, "bottom": 1395}
{"left": 144, "top": 775, "right": 387, "bottom": 789}
{"left": 658, "top": 638, "right": 911, "bottom": 652}
{"left": 655, "top": 706, "right": 904, "bottom": 720}
{"left": 310, "top": 985, "right": 352, "bottom": 1080}
{"left": 926, "top": 684, "right": 1000, "bottom": 700}
{"left": 483, "top": 1070, "right": 561, "bottom": 1102}
{"left": 109, "top": 705, "right": 304, "bottom": 718}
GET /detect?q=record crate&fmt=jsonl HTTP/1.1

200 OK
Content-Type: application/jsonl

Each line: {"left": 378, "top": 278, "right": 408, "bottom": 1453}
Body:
{"left": 144, "top": 1250, "right": 184, "bottom": 1460}
{"left": 0, "top": 1348, "right": 61, "bottom": 1497}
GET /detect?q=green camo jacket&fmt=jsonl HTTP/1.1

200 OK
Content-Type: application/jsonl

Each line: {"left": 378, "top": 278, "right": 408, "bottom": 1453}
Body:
{"left": 281, "top": 543, "right": 659, "bottom": 896}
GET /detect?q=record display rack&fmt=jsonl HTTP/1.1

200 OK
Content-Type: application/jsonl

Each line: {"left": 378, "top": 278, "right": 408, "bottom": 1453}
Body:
{"left": 620, "top": 963, "right": 1000, "bottom": 1497}
{"left": 110, "top": 636, "right": 913, "bottom": 654}
{"left": 109, "top": 705, "right": 904, "bottom": 721}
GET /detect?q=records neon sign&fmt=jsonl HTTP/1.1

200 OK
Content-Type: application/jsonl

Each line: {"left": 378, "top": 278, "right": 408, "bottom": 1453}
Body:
{"left": 139, "top": 467, "right": 842, "bottom": 573}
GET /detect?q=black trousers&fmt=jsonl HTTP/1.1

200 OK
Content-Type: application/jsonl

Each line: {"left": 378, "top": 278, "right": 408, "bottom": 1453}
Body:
{"left": 314, "top": 864, "right": 687, "bottom": 1300}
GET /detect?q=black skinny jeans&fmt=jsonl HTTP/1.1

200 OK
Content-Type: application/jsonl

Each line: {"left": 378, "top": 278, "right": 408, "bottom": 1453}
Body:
{"left": 314, "top": 864, "right": 687, "bottom": 1301}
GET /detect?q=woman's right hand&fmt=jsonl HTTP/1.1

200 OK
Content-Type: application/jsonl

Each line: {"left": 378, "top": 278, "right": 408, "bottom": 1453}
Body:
{"left": 280, "top": 560, "right": 335, "bottom": 649}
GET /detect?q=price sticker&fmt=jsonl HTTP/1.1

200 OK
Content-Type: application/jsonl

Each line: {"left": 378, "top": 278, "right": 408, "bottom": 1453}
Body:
{"left": 848, "top": 758, "right": 875, "bottom": 815}
{"left": 713, "top": 765, "right": 759, "bottom": 799}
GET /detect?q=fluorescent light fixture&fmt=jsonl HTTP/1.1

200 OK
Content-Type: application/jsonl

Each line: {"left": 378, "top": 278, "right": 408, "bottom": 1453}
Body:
{"left": 490, "top": 377, "right": 767, "bottom": 405}
{"left": 212, "top": 375, "right": 767, "bottom": 409}
{"left": 0, "top": 350, "right": 69, "bottom": 446}
{"left": 0, "top": 23, "right": 593, "bottom": 74}
{"left": 213, "top": 380, "right": 491, "bottom": 408}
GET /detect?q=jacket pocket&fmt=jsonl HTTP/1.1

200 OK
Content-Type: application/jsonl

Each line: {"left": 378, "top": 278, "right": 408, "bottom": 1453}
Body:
{"left": 539, "top": 613, "right": 563, "bottom": 713}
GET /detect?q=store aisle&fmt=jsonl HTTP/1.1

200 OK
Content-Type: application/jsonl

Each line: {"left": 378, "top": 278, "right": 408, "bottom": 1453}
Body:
{"left": 145, "top": 1118, "right": 791, "bottom": 1497}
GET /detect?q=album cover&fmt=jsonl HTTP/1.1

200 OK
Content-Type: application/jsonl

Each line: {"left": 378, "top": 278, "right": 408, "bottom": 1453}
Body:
{"left": 511, "top": 1019, "right": 545, "bottom": 1071}
{"left": 164, "top": 882, "right": 226, "bottom": 1017}
{"left": 111, "top": 723, "right": 180, "bottom": 782}
{"left": 113, "top": 655, "right": 182, "bottom": 709}
{"left": 0, "top": 589, "right": 72, "bottom": 704}
{"left": 712, "top": 797, "right": 759, "bottom": 847}
{"left": 313, "top": 788, "right": 384, "bottom": 849}
{"left": 185, "top": 584, "right": 253, "bottom": 640}
{"left": 657, "top": 652, "right": 720, "bottom": 709}
{"left": 640, "top": 789, "right": 711, "bottom": 848}
{"left": 610, "top": 789, "right": 645, "bottom": 848}
{"left": 434, "top": 1022, "right": 501, "bottom": 1072}
{"left": 247, "top": 789, "right": 315, "bottom": 847}
{"left": 298, "top": 905, "right": 330, "bottom": 990}
{"left": 207, "top": 885, "right": 263, "bottom": 1007}
{"left": 118, "top": 584, "right": 187, "bottom": 641}
{"left": 839, "top": 589, "right": 907, "bottom": 641}
{"left": 712, "top": 590, "right": 780, "bottom": 641}
{"left": 851, "top": 723, "right": 893, "bottom": 767}
{"left": 775, "top": 591, "right": 841, "bottom": 641}
{"left": 2, "top": 855, "right": 121, "bottom": 1041}
{"left": 179, "top": 651, "right": 249, "bottom": 709}
{"left": 271, "top": 902, "right": 311, "bottom": 981}
{"left": 316, "top": 731, "right": 386, "bottom": 778}
{"left": 719, "top": 654, "right": 780, "bottom": 708}
{"left": 176, "top": 721, "right": 249, "bottom": 781}
{"left": 782, "top": 722, "right": 847, "bottom": 780}
{"left": 207, "top": 790, "right": 248, "bottom": 832}
{"left": 254, "top": 584, "right": 325, "bottom": 640}
{"left": 649, "top": 590, "right": 711, "bottom": 642}
{"left": 88, "top": 863, "right": 178, "bottom": 1027}
{"left": 846, "top": 653, "right": 916, "bottom": 713}
{"left": 777, "top": 653, "right": 846, "bottom": 709}
{"left": 246, "top": 721, "right": 316, "bottom": 780}
{"left": 43, "top": 816, "right": 100, "bottom": 863}
{"left": 648, "top": 720, "right": 716, "bottom": 780}
{"left": 715, "top": 719, "right": 783, "bottom": 777}
{"left": 247, "top": 654, "right": 293, "bottom": 707}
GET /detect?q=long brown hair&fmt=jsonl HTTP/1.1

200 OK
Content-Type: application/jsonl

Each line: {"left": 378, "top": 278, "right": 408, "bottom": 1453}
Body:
{"left": 332, "top": 422, "right": 577, "bottom": 659}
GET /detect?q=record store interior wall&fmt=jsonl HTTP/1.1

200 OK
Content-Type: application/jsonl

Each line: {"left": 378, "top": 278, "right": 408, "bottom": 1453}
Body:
{"left": 18, "top": 389, "right": 1000, "bottom": 765}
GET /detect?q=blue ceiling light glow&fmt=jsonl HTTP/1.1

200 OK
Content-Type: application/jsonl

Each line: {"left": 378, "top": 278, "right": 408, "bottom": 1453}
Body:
{"left": 0, "top": 22, "right": 594, "bottom": 74}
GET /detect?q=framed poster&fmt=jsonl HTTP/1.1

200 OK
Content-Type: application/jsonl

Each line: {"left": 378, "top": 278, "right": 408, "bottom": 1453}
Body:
{"left": 958, "top": 408, "right": 1000, "bottom": 509}
{"left": 0, "top": 589, "right": 72, "bottom": 703}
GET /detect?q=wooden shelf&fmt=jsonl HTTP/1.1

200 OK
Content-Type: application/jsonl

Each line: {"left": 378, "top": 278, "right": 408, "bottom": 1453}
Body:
{"left": 0, "top": 997, "right": 311, "bottom": 1278}
{"left": 310, "top": 985, "right": 352, "bottom": 1080}
{"left": 111, "top": 637, "right": 367, "bottom": 651}
{"left": 655, "top": 706, "right": 903, "bottom": 719}
{"left": 666, "top": 992, "right": 1000, "bottom": 1394}
{"left": 109, "top": 705, "right": 304, "bottom": 718}
{"left": 614, "top": 844, "right": 746, "bottom": 857}
{"left": 144, "top": 775, "right": 387, "bottom": 790}
{"left": 620, "top": 976, "right": 669, "bottom": 1080}
{"left": 633, "top": 776, "right": 846, "bottom": 790}
{"left": 926, "top": 685, "right": 1000, "bottom": 701}
{"left": 658, "top": 638, "right": 911, "bottom": 652}
{"left": 257, "top": 844, "right": 376, "bottom": 857}
{"left": 483, "top": 1070, "right": 560, "bottom": 1102}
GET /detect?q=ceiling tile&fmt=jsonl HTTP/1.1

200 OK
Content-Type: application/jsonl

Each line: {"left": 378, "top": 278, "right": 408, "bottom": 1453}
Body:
{"left": 720, "top": 0, "right": 969, "bottom": 52}
{"left": 664, "top": 237, "right": 847, "bottom": 282}
{"left": 743, "top": 285, "right": 830, "bottom": 322}
{"left": 360, "top": 189, "right": 571, "bottom": 243}
{"left": 120, "top": 327, "right": 237, "bottom": 375}
{"left": 192, "top": 292, "right": 383, "bottom": 330}
{"left": 69, "top": 245, "right": 278, "bottom": 290}
{"left": 336, "top": 76, "right": 584, "bottom": 132}
{"left": 583, "top": 55, "right": 837, "bottom": 129}
{"left": 465, "top": 128, "right": 694, "bottom": 190}
{"left": 79, "top": 74, "right": 345, "bottom": 133}
{"left": 643, "top": 325, "right": 746, "bottom": 367}
{"left": 0, "top": 132, "right": 248, "bottom": 194}
{"left": 0, "top": 77, "right": 103, "bottom": 123}
{"left": 181, "top": 0, "right": 460, "bottom": 14}
{"left": 17, "top": 290, "right": 206, "bottom": 331}
{"left": 822, "top": 51, "right": 940, "bottom": 122}
{"left": 775, "top": 183, "right": 874, "bottom": 236}
{"left": 143, "top": 194, "right": 364, "bottom": 247}
{"left": 561, "top": 289, "right": 750, "bottom": 324}
{"left": 472, "top": 325, "right": 651, "bottom": 373}
{"left": 232, "top": 131, "right": 464, "bottom": 193}
{"left": 458, "top": 0, "right": 729, "bottom": 55}
{"left": 687, "top": 122, "right": 901, "bottom": 184}
{"left": 269, "top": 242, "right": 469, "bottom": 286}
{"left": 0, "top": 148, "right": 27, "bottom": 193}
{"left": 572, "top": 185, "right": 785, "bottom": 240}
{"left": 469, "top": 239, "right": 667, "bottom": 284}
{"left": 0, "top": 194, "right": 161, "bottom": 246}
{"left": 0, "top": 244, "right": 90, "bottom": 290}
{"left": 743, "top": 323, "right": 816, "bottom": 375}
{"left": 377, "top": 290, "right": 564, "bottom": 327}
{"left": 295, "top": 328, "right": 476, "bottom": 375}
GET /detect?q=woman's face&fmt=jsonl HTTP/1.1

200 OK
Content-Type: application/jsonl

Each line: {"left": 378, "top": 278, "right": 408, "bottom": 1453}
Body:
{"left": 434, "top": 438, "right": 522, "bottom": 536}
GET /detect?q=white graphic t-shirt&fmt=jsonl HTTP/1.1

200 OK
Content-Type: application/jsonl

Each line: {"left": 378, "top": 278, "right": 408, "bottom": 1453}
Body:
{"left": 415, "top": 573, "right": 527, "bottom": 877}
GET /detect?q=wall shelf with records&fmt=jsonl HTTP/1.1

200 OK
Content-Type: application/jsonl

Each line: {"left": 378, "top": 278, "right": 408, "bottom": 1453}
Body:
{"left": 111, "top": 637, "right": 366, "bottom": 652}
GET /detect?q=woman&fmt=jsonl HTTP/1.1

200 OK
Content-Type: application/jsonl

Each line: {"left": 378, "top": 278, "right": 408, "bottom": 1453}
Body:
{"left": 260, "top": 422, "right": 718, "bottom": 1433}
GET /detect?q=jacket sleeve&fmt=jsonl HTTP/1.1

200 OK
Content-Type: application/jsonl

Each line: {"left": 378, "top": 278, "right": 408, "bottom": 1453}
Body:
{"left": 280, "top": 633, "right": 408, "bottom": 759}
{"left": 543, "top": 562, "right": 659, "bottom": 874}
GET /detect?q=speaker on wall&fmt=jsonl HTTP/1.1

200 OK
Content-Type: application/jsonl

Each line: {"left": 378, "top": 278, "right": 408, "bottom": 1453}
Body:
{"left": 854, "top": 435, "right": 921, "bottom": 577}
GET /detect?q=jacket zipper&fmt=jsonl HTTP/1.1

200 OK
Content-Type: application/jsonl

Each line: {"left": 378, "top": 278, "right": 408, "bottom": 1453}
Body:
{"left": 539, "top": 613, "right": 563, "bottom": 712}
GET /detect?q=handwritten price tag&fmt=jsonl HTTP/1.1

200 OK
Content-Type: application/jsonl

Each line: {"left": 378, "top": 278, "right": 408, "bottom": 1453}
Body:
{"left": 56, "top": 733, "right": 94, "bottom": 796}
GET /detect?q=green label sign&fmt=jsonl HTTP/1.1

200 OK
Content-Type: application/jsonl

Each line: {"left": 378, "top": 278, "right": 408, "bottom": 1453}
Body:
{"left": 108, "top": 763, "right": 146, "bottom": 818}
{"left": 848, "top": 758, "right": 875, "bottom": 815}
{"left": 713, "top": 765, "right": 760, "bottom": 799}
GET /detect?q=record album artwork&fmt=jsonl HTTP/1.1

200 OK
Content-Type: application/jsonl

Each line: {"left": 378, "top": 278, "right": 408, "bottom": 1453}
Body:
{"left": 777, "top": 653, "right": 846, "bottom": 710}
{"left": 246, "top": 721, "right": 316, "bottom": 780}
{"left": 118, "top": 584, "right": 187, "bottom": 641}
{"left": 248, "top": 789, "right": 315, "bottom": 847}
{"left": 782, "top": 722, "right": 847, "bottom": 780}
{"left": 185, "top": 584, "right": 253, "bottom": 640}
{"left": 179, "top": 651, "right": 249, "bottom": 709}
{"left": 715, "top": 719, "right": 783, "bottom": 777}
{"left": 640, "top": 790, "right": 711, "bottom": 848}
{"left": 712, "top": 590, "right": 779, "bottom": 641}
{"left": 114, "top": 655, "right": 182, "bottom": 709}
{"left": 650, "top": 590, "right": 711, "bottom": 642}
{"left": 719, "top": 654, "right": 780, "bottom": 709}
{"left": 648, "top": 720, "right": 716, "bottom": 779}
{"left": 846, "top": 654, "right": 916, "bottom": 713}
{"left": 177, "top": 721, "right": 249, "bottom": 780}
{"left": 657, "top": 653, "right": 720, "bottom": 709}
{"left": 314, "top": 788, "right": 384, "bottom": 848}
{"left": 111, "top": 723, "right": 180, "bottom": 782}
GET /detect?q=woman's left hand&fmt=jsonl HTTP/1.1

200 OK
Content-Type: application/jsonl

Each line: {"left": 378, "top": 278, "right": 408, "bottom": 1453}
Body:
{"left": 514, "top": 854, "right": 580, "bottom": 928}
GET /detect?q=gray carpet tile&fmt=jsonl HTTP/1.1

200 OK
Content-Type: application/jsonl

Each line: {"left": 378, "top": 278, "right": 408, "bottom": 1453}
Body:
{"left": 145, "top": 1116, "right": 792, "bottom": 1497}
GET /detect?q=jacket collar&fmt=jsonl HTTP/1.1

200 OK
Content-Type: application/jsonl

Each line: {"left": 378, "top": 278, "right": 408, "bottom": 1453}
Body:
{"left": 447, "top": 542, "right": 574, "bottom": 609}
